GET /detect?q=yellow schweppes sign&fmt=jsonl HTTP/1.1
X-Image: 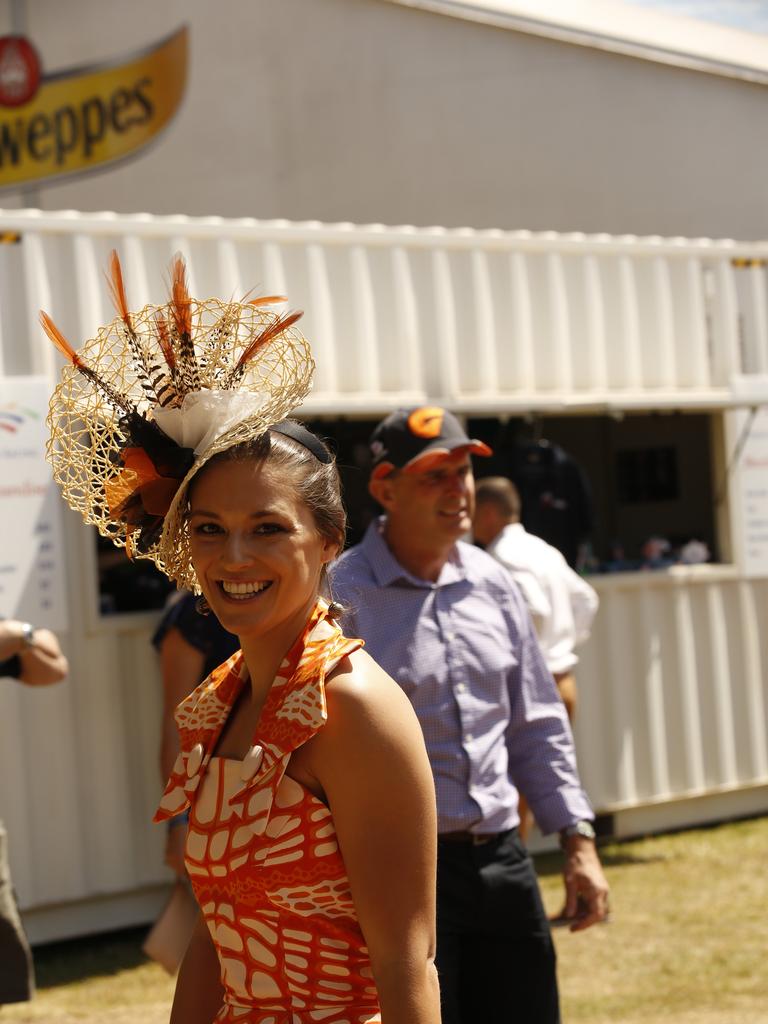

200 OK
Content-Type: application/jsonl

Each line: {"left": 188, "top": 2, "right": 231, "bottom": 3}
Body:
{"left": 0, "top": 26, "right": 188, "bottom": 191}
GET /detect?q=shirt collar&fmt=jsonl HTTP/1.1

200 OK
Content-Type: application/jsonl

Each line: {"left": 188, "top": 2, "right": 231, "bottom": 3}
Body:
{"left": 362, "top": 516, "right": 468, "bottom": 588}
{"left": 488, "top": 521, "right": 526, "bottom": 552}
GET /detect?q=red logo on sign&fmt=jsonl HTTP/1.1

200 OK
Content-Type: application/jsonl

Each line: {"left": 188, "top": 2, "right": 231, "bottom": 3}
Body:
{"left": 0, "top": 36, "right": 42, "bottom": 108}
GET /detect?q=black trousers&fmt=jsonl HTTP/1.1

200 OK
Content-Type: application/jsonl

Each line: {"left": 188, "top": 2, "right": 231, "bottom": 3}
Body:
{"left": 436, "top": 829, "right": 560, "bottom": 1024}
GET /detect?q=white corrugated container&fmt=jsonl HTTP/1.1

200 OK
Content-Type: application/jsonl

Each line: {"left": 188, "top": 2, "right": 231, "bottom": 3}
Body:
{"left": 0, "top": 209, "right": 766, "bottom": 940}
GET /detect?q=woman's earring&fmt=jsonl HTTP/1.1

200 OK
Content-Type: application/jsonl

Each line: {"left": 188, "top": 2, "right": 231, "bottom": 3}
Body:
{"left": 196, "top": 595, "right": 211, "bottom": 616}
{"left": 320, "top": 563, "right": 342, "bottom": 617}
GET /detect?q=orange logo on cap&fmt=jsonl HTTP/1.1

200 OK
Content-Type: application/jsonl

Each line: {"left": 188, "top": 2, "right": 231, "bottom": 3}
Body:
{"left": 407, "top": 406, "right": 445, "bottom": 438}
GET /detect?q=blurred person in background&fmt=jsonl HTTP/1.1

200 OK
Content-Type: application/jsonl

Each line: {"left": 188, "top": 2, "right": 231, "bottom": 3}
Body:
{"left": 473, "top": 477, "right": 598, "bottom": 724}
{"left": 1, "top": 619, "right": 68, "bottom": 1007}
{"left": 153, "top": 592, "right": 239, "bottom": 876}
{"left": 473, "top": 477, "right": 598, "bottom": 842}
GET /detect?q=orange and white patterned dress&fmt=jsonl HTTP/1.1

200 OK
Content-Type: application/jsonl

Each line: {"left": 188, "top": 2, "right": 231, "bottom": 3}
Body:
{"left": 155, "top": 600, "right": 382, "bottom": 1024}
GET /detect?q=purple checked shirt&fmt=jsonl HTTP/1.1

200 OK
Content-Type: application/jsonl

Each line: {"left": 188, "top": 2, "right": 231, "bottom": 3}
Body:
{"left": 331, "top": 519, "right": 594, "bottom": 836}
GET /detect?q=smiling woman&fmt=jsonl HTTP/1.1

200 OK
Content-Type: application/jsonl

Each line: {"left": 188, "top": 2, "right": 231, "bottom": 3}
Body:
{"left": 158, "top": 426, "right": 440, "bottom": 1024}
{"left": 43, "top": 252, "right": 441, "bottom": 1024}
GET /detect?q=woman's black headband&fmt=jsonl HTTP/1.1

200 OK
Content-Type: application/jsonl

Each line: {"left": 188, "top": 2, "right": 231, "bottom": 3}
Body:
{"left": 270, "top": 420, "right": 333, "bottom": 464}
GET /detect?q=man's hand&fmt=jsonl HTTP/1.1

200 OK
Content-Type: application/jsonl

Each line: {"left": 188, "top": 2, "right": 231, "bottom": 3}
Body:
{"left": 561, "top": 835, "right": 610, "bottom": 932}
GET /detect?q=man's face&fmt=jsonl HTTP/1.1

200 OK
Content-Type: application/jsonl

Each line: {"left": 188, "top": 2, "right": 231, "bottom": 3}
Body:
{"left": 374, "top": 450, "right": 476, "bottom": 546}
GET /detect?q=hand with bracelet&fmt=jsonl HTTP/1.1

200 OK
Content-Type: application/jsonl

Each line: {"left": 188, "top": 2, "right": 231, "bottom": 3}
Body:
{"left": 0, "top": 618, "right": 68, "bottom": 686}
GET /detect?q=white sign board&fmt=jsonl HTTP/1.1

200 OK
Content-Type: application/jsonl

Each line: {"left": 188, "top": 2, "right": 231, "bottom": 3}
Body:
{"left": 0, "top": 376, "right": 68, "bottom": 631}
{"left": 732, "top": 405, "right": 768, "bottom": 577}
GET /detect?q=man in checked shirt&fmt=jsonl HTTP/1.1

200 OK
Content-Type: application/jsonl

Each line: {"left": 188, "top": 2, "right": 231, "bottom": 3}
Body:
{"left": 331, "top": 407, "right": 609, "bottom": 1024}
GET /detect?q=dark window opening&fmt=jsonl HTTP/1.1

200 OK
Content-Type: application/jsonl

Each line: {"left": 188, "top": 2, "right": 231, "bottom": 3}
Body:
{"left": 616, "top": 447, "right": 679, "bottom": 504}
{"left": 94, "top": 411, "right": 720, "bottom": 613}
{"left": 468, "top": 412, "right": 717, "bottom": 571}
{"left": 97, "top": 533, "right": 173, "bottom": 615}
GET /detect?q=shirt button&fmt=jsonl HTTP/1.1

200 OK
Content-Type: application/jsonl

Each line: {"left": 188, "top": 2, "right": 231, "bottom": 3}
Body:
{"left": 446, "top": 631, "right": 455, "bottom": 642}
{"left": 455, "top": 682, "right": 466, "bottom": 694}
{"left": 465, "top": 733, "right": 473, "bottom": 744}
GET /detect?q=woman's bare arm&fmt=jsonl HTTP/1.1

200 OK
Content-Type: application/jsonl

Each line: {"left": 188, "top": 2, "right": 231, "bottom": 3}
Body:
{"left": 158, "top": 627, "right": 206, "bottom": 875}
{"left": 309, "top": 650, "right": 441, "bottom": 1024}
{"left": 170, "top": 912, "right": 224, "bottom": 1024}
{"left": 159, "top": 628, "right": 207, "bottom": 782}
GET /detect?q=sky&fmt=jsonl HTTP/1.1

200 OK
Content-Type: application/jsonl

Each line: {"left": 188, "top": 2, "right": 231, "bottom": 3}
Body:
{"left": 630, "top": 0, "right": 768, "bottom": 33}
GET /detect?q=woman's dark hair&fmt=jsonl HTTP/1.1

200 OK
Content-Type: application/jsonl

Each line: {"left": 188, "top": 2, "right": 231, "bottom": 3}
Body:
{"left": 192, "top": 422, "right": 346, "bottom": 551}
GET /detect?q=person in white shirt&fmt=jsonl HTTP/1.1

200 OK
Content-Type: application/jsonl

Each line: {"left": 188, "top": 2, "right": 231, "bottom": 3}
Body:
{"left": 473, "top": 477, "right": 598, "bottom": 841}
{"left": 473, "top": 477, "right": 598, "bottom": 717}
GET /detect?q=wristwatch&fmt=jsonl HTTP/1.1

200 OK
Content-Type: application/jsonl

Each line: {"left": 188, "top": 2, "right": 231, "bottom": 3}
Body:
{"left": 19, "top": 622, "right": 35, "bottom": 648}
{"left": 559, "top": 820, "right": 596, "bottom": 848}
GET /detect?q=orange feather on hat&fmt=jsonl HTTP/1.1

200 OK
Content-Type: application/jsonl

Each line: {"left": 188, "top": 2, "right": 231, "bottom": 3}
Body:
{"left": 228, "top": 310, "right": 304, "bottom": 384}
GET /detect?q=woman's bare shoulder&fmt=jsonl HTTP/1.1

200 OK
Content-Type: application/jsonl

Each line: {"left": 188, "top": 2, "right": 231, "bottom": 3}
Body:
{"left": 323, "top": 655, "right": 423, "bottom": 745}
{"left": 326, "top": 648, "right": 415, "bottom": 723}
{"left": 292, "top": 650, "right": 427, "bottom": 802}
{"left": 311, "top": 650, "right": 432, "bottom": 801}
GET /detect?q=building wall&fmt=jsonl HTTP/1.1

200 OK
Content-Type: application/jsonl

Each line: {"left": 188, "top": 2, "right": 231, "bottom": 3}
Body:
{"left": 2, "top": 0, "right": 766, "bottom": 239}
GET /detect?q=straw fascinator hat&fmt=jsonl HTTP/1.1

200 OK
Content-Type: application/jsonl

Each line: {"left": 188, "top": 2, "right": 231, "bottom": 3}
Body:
{"left": 43, "top": 251, "right": 314, "bottom": 590}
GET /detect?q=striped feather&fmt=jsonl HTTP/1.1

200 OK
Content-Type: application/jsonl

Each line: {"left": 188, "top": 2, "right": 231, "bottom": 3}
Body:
{"left": 150, "top": 313, "right": 180, "bottom": 407}
{"left": 169, "top": 254, "right": 200, "bottom": 390}
{"left": 199, "top": 305, "right": 238, "bottom": 379}
{"left": 40, "top": 311, "right": 135, "bottom": 414}
{"left": 155, "top": 313, "right": 176, "bottom": 370}
{"left": 105, "top": 250, "right": 158, "bottom": 405}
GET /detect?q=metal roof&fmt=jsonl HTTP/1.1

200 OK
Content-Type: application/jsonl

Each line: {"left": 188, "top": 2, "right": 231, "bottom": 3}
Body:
{"left": 386, "top": 0, "right": 768, "bottom": 85}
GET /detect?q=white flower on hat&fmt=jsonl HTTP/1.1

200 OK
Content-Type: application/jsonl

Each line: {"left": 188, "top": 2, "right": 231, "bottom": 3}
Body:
{"left": 153, "top": 389, "right": 269, "bottom": 456}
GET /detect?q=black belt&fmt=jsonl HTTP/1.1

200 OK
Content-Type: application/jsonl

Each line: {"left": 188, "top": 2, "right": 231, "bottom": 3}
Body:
{"left": 438, "top": 828, "right": 513, "bottom": 846}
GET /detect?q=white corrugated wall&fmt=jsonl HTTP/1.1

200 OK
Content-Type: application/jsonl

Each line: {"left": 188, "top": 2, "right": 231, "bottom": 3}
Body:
{"left": 0, "top": 210, "right": 766, "bottom": 940}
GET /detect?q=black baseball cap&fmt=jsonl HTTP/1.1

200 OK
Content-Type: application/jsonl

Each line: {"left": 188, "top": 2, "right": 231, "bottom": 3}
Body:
{"left": 369, "top": 406, "right": 492, "bottom": 479}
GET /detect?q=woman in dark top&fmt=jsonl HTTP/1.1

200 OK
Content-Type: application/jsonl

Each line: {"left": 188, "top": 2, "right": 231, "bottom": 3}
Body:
{"left": 153, "top": 593, "right": 239, "bottom": 874}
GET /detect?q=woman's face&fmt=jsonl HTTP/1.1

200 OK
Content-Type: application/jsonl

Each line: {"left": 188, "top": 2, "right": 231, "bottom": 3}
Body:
{"left": 188, "top": 457, "right": 337, "bottom": 649}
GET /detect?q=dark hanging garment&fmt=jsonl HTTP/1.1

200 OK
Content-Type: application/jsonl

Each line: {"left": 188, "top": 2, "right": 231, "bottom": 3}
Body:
{"left": 152, "top": 591, "right": 239, "bottom": 678}
{"left": 509, "top": 441, "right": 594, "bottom": 567}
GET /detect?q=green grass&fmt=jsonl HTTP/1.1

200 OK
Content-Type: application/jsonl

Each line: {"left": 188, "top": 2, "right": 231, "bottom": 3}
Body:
{"left": 1, "top": 929, "right": 174, "bottom": 1022}
{"left": 4, "top": 817, "right": 767, "bottom": 1023}
{"left": 538, "top": 816, "right": 768, "bottom": 1023}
